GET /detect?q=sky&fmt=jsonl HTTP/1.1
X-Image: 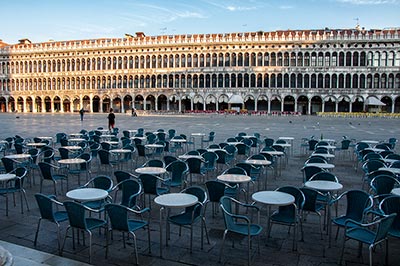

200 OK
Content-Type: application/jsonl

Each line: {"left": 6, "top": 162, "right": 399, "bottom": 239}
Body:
{"left": 1, "top": 0, "right": 400, "bottom": 44}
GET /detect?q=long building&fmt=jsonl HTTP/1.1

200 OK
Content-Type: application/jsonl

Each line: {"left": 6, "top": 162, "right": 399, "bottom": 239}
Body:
{"left": 0, "top": 27, "right": 399, "bottom": 114}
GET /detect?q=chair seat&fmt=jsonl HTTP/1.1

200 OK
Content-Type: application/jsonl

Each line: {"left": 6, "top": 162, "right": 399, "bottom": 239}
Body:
{"left": 53, "top": 174, "right": 68, "bottom": 181}
{"left": 54, "top": 211, "right": 69, "bottom": 223}
{"left": 157, "top": 187, "right": 169, "bottom": 195}
{"left": 230, "top": 223, "right": 263, "bottom": 236}
{"left": 224, "top": 187, "right": 238, "bottom": 198}
{"left": 86, "top": 217, "right": 107, "bottom": 230}
{"left": 332, "top": 216, "right": 360, "bottom": 228}
{"left": 127, "top": 219, "right": 148, "bottom": 231}
{"left": 168, "top": 212, "right": 201, "bottom": 226}
{"left": 388, "top": 228, "right": 400, "bottom": 238}
{"left": 83, "top": 200, "right": 106, "bottom": 211}
{"left": 346, "top": 227, "right": 376, "bottom": 245}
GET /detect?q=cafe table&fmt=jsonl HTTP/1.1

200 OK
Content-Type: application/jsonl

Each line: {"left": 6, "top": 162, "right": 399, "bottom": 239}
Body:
{"left": 66, "top": 188, "right": 108, "bottom": 202}
{"left": 304, "top": 163, "right": 335, "bottom": 170}
{"left": 190, "top": 133, "right": 206, "bottom": 148}
{"left": 217, "top": 173, "right": 252, "bottom": 202}
{"left": 58, "top": 158, "right": 86, "bottom": 185}
{"left": 135, "top": 167, "right": 167, "bottom": 176}
{"left": 26, "top": 142, "right": 47, "bottom": 148}
{"left": 278, "top": 137, "right": 295, "bottom": 155}
{"left": 304, "top": 180, "right": 343, "bottom": 247}
{"left": 244, "top": 159, "right": 272, "bottom": 189}
{"left": 252, "top": 191, "right": 295, "bottom": 238}
{"left": 391, "top": 188, "right": 400, "bottom": 196}
{"left": 154, "top": 193, "right": 198, "bottom": 257}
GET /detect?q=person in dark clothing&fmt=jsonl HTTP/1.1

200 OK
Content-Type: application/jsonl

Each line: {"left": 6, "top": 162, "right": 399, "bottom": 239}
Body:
{"left": 79, "top": 108, "right": 84, "bottom": 121}
{"left": 107, "top": 108, "right": 115, "bottom": 131}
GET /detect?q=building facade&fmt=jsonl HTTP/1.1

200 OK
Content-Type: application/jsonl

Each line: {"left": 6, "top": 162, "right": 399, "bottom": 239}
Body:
{"left": 0, "top": 28, "right": 399, "bottom": 114}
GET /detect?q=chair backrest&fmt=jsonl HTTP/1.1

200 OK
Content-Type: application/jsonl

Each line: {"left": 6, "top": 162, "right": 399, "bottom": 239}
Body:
{"left": 301, "top": 165, "right": 324, "bottom": 182}
{"left": 34, "top": 193, "right": 58, "bottom": 222}
{"left": 373, "top": 213, "right": 397, "bottom": 243}
{"left": 310, "top": 172, "right": 339, "bottom": 182}
{"left": 308, "top": 139, "right": 318, "bottom": 151}
{"left": 219, "top": 142, "right": 228, "bottom": 148}
{"left": 1, "top": 157, "right": 15, "bottom": 173}
{"left": 13, "top": 167, "right": 27, "bottom": 188}
{"left": 235, "top": 163, "right": 256, "bottom": 176}
{"left": 370, "top": 175, "right": 400, "bottom": 197}
{"left": 136, "top": 144, "right": 146, "bottom": 157}
{"left": 163, "top": 155, "right": 178, "bottom": 166}
{"left": 63, "top": 201, "right": 87, "bottom": 230}
{"left": 340, "top": 190, "right": 372, "bottom": 222}
{"left": 390, "top": 161, "right": 400, "bottom": 169}
{"left": 118, "top": 179, "right": 142, "bottom": 208}
{"left": 205, "top": 180, "right": 226, "bottom": 203}
{"left": 226, "top": 137, "right": 237, "bottom": 143}
{"left": 379, "top": 195, "right": 400, "bottom": 232}
{"left": 196, "top": 148, "right": 207, "bottom": 154}
{"left": 222, "top": 166, "right": 246, "bottom": 175}
{"left": 264, "top": 138, "right": 274, "bottom": 147}
{"left": 186, "top": 157, "right": 204, "bottom": 174}
{"left": 90, "top": 175, "right": 113, "bottom": 191}
{"left": 168, "top": 129, "right": 176, "bottom": 139}
{"left": 386, "top": 154, "right": 400, "bottom": 160}
{"left": 186, "top": 150, "right": 200, "bottom": 155}
{"left": 236, "top": 143, "right": 250, "bottom": 155}
{"left": 208, "top": 143, "right": 220, "bottom": 149}
{"left": 38, "top": 162, "right": 54, "bottom": 181}
{"left": 101, "top": 142, "right": 111, "bottom": 151}
{"left": 114, "top": 170, "right": 135, "bottom": 188}
{"left": 182, "top": 186, "right": 207, "bottom": 214}
{"left": 98, "top": 149, "right": 111, "bottom": 164}
{"left": 105, "top": 203, "right": 130, "bottom": 232}
{"left": 363, "top": 153, "right": 383, "bottom": 162}
{"left": 224, "top": 145, "right": 237, "bottom": 155}
{"left": 58, "top": 147, "right": 70, "bottom": 159}
{"left": 248, "top": 154, "right": 267, "bottom": 161}
{"left": 299, "top": 187, "right": 320, "bottom": 212}
{"left": 340, "top": 139, "right": 351, "bottom": 150}
{"left": 144, "top": 159, "right": 165, "bottom": 168}
{"left": 305, "top": 157, "right": 327, "bottom": 164}
{"left": 202, "top": 151, "right": 218, "bottom": 169}
{"left": 166, "top": 160, "right": 188, "bottom": 184}
{"left": 138, "top": 174, "right": 160, "bottom": 195}
{"left": 277, "top": 186, "right": 305, "bottom": 211}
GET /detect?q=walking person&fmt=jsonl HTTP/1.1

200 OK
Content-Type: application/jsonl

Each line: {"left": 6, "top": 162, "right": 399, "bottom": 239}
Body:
{"left": 79, "top": 108, "right": 84, "bottom": 121}
{"left": 107, "top": 108, "right": 115, "bottom": 131}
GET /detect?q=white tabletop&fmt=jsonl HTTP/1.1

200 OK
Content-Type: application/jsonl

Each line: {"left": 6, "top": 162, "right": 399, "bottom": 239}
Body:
{"left": 170, "top": 139, "right": 187, "bottom": 143}
{"left": 135, "top": 167, "right": 167, "bottom": 175}
{"left": 68, "top": 138, "right": 85, "bottom": 142}
{"left": 154, "top": 193, "right": 198, "bottom": 208}
{"left": 58, "top": 158, "right": 86, "bottom": 164}
{"left": 69, "top": 133, "right": 83, "bottom": 137}
{"left": 26, "top": 142, "right": 46, "bottom": 147}
{"left": 317, "top": 145, "right": 337, "bottom": 150}
{"left": 261, "top": 151, "right": 284, "bottom": 156}
{"left": 379, "top": 167, "right": 400, "bottom": 174}
{"left": 101, "top": 134, "right": 114, "bottom": 138}
{"left": 360, "top": 140, "right": 379, "bottom": 144}
{"left": 5, "top": 154, "right": 31, "bottom": 159}
{"left": 366, "top": 148, "right": 386, "bottom": 153}
{"left": 145, "top": 144, "right": 164, "bottom": 148}
{"left": 274, "top": 143, "right": 291, "bottom": 148}
{"left": 128, "top": 130, "right": 138, "bottom": 133}
{"left": 226, "top": 142, "right": 242, "bottom": 146}
{"left": 252, "top": 191, "right": 295, "bottom": 206}
{"left": 63, "top": 146, "right": 82, "bottom": 150}
{"left": 217, "top": 174, "right": 251, "bottom": 183}
{"left": 104, "top": 141, "right": 119, "bottom": 145}
{"left": 311, "top": 153, "right": 335, "bottom": 158}
{"left": 191, "top": 133, "right": 206, "bottom": 136}
{"left": 244, "top": 159, "right": 272, "bottom": 166}
{"left": 391, "top": 188, "right": 400, "bottom": 196}
{"left": 38, "top": 136, "right": 53, "bottom": 140}
{"left": 178, "top": 155, "right": 203, "bottom": 160}
{"left": 278, "top": 137, "right": 294, "bottom": 141}
{"left": 110, "top": 149, "right": 131, "bottom": 153}
{"left": 242, "top": 135, "right": 256, "bottom": 139}
{"left": 0, "top": 173, "right": 16, "bottom": 182}
{"left": 305, "top": 180, "right": 343, "bottom": 192}
{"left": 207, "top": 148, "right": 224, "bottom": 152}
{"left": 66, "top": 188, "right": 108, "bottom": 202}
{"left": 304, "top": 163, "right": 335, "bottom": 169}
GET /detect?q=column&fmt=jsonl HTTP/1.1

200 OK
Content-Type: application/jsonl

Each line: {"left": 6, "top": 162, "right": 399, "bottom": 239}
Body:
{"left": 267, "top": 99, "right": 271, "bottom": 113}
{"left": 190, "top": 99, "right": 193, "bottom": 111}
{"left": 349, "top": 102, "right": 352, "bottom": 113}
{"left": 60, "top": 98, "right": 64, "bottom": 113}
{"left": 5, "top": 99, "right": 8, "bottom": 113}
{"left": 89, "top": 97, "right": 93, "bottom": 113}
{"left": 23, "top": 98, "right": 27, "bottom": 113}
{"left": 280, "top": 101, "right": 284, "bottom": 113}
{"left": 308, "top": 101, "right": 311, "bottom": 115}
{"left": 294, "top": 101, "right": 298, "bottom": 113}
{"left": 391, "top": 102, "right": 395, "bottom": 113}
{"left": 335, "top": 102, "right": 338, "bottom": 113}
{"left": 51, "top": 99, "right": 54, "bottom": 113}
{"left": 322, "top": 101, "right": 325, "bottom": 113}
{"left": 166, "top": 100, "right": 170, "bottom": 111}
{"left": 41, "top": 100, "right": 45, "bottom": 113}
{"left": 99, "top": 99, "right": 103, "bottom": 112}
{"left": 143, "top": 99, "right": 147, "bottom": 110}
{"left": 121, "top": 101, "right": 125, "bottom": 113}
{"left": 178, "top": 97, "right": 182, "bottom": 112}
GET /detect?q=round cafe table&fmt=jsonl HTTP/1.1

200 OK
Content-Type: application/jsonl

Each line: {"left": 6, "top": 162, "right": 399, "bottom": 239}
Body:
{"left": 135, "top": 167, "right": 166, "bottom": 176}
{"left": 245, "top": 159, "right": 272, "bottom": 189}
{"left": 252, "top": 190, "right": 295, "bottom": 238}
{"left": 26, "top": 142, "right": 47, "bottom": 148}
{"left": 304, "top": 180, "right": 343, "bottom": 247}
{"left": 0, "top": 173, "right": 16, "bottom": 182}
{"left": 191, "top": 133, "right": 206, "bottom": 148}
{"left": 58, "top": 158, "right": 86, "bottom": 185}
{"left": 304, "top": 163, "right": 335, "bottom": 170}
{"left": 391, "top": 188, "right": 400, "bottom": 196}
{"left": 154, "top": 193, "right": 198, "bottom": 257}
{"left": 66, "top": 188, "right": 108, "bottom": 202}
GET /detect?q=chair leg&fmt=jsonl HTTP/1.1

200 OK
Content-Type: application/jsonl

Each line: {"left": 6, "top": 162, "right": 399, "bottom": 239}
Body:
{"left": 219, "top": 230, "right": 228, "bottom": 263}
{"left": 368, "top": 245, "right": 373, "bottom": 266}
{"left": 147, "top": 225, "right": 151, "bottom": 254}
{"left": 248, "top": 233, "right": 251, "bottom": 266}
{"left": 130, "top": 232, "right": 139, "bottom": 265}
{"left": 88, "top": 230, "right": 92, "bottom": 264}
{"left": 34, "top": 218, "right": 42, "bottom": 246}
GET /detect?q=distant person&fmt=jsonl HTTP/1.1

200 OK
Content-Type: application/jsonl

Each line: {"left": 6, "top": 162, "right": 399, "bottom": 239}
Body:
{"left": 107, "top": 108, "right": 115, "bottom": 131}
{"left": 132, "top": 107, "right": 138, "bottom": 117}
{"left": 79, "top": 108, "right": 84, "bottom": 121}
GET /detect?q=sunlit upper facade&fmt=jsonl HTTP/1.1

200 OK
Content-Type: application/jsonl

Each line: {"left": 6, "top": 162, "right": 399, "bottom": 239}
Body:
{"left": 0, "top": 27, "right": 399, "bottom": 114}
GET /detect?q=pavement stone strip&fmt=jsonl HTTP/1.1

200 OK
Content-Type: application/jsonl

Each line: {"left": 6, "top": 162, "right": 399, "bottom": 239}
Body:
{"left": 0, "top": 113, "right": 399, "bottom": 266}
